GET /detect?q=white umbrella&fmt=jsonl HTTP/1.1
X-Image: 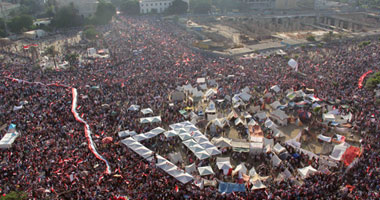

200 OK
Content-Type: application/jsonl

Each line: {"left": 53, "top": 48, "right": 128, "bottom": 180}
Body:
{"left": 189, "top": 144, "right": 205, "bottom": 153}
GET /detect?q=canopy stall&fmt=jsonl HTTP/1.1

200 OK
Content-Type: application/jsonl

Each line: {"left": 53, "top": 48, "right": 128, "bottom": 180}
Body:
{"left": 198, "top": 166, "right": 215, "bottom": 176}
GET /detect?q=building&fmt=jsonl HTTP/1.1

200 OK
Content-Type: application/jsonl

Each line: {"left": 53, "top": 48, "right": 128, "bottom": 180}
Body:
{"left": 0, "top": 1, "right": 19, "bottom": 18}
{"left": 140, "top": 0, "right": 189, "bottom": 14}
{"left": 240, "top": 0, "right": 298, "bottom": 10}
{"left": 56, "top": 0, "right": 100, "bottom": 18}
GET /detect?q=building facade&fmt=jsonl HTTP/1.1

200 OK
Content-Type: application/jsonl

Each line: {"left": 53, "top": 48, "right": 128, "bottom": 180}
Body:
{"left": 240, "top": 0, "right": 298, "bottom": 10}
{"left": 56, "top": 0, "right": 99, "bottom": 18}
{"left": 140, "top": 0, "right": 189, "bottom": 14}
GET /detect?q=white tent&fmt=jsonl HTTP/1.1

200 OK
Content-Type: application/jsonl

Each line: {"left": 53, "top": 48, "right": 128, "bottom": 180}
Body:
{"left": 270, "top": 85, "right": 281, "bottom": 93}
{"left": 255, "top": 112, "right": 267, "bottom": 121}
{"left": 199, "top": 141, "right": 215, "bottom": 149}
{"left": 288, "top": 59, "right": 298, "bottom": 70}
{"left": 132, "top": 134, "right": 149, "bottom": 142}
{"left": 205, "top": 89, "right": 217, "bottom": 98}
{"left": 235, "top": 118, "right": 246, "bottom": 126}
{"left": 194, "top": 135, "right": 210, "bottom": 144}
{"left": 271, "top": 109, "right": 289, "bottom": 126}
{"left": 175, "top": 173, "right": 194, "bottom": 184}
{"left": 214, "top": 118, "right": 228, "bottom": 128}
{"left": 248, "top": 167, "right": 257, "bottom": 176}
{"left": 323, "top": 114, "right": 335, "bottom": 122}
{"left": 198, "top": 166, "right": 214, "bottom": 176}
{"left": 194, "top": 150, "right": 211, "bottom": 160}
{"left": 250, "top": 142, "right": 263, "bottom": 154}
{"left": 248, "top": 119, "right": 258, "bottom": 126}
{"left": 205, "top": 101, "right": 216, "bottom": 113}
{"left": 189, "top": 144, "right": 205, "bottom": 153}
{"left": 164, "top": 130, "right": 178, "bottom": 138}
{"left": 211, "top": 137, "right": 232, "bottom": 148}
{"left": 139, "top": 116, "right": 162, "bottom": 124}
{"left": 128, "top": 105, "right": 140, "bottom": 111}
{"left": 263, "top": 138, "right": 274, "bottom": 148}
{"left": 251, "top": 180, "right": 267, "bottom": 190}
{"left": 273, "top": 143, "right": 286, "bottom": 154}
{"left": 118, "top": 130, "right": 137, "bottom": 138}
{"left": 185, "top": 163, "right": 197, "bottom": 174}
{"left": 239, "top": 92, "right": 252, "bottom": 102}
{"left": 271, "top": 154, "right": 282, "bottom": 167}
{"left": 178, "top": 132, "right": 192, "bottom": 141}
{"left": 183, "top": 139, "right": 197, "bottom": 147}
{"left": 205, "top": 146, "right": 221, "bottom": 156}
{"left": 270, "top": 101, "right": 282, "bottom": 109}
{"left": 0, "top": 132, "right": 20, "bottom": 149}
{"left": 264, "top": 119, "right": 277, "bottom": 129}
{"left": 121, "top": 137, "right": 137, "bottom": 146}
{"left": 318, "top": 134, "right": 332, "bottom": 143}
{"left": 232, "top": 163, "right": 247, "bottom": 178}
{"left": 329, "top": 142, "right": 350, "bottom": 161}
{"left": 197, "top": 77, "right": 206, "bottom": 84}
{"left": 297, "top": 166, "right": 318, "bottom": 179}
{"left": 217, "top": 160, "right": 232, "bottom": 174}
{"left": 141, "top": 108, "right": 153, "bottom": 115}
{"left": 150, "top": 127, "right": 165, "bottom": 134}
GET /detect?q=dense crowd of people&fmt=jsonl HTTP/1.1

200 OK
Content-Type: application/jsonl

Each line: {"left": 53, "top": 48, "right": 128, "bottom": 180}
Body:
{"left": 0, "top": 16, "right": 380, "bottom": 199}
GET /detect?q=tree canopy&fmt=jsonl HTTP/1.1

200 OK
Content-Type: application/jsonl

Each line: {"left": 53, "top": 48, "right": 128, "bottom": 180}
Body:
{"left": 83, "top": 25, "right": 99, "bottom": 41}
{"left": 120, "top": 0, "right": 140, "bottom": 15}
{"left": 366, "top": 71, "right": 380, "bottom": 89}
{"left": 166, "top": 0, "right": 188, "bottom": 15}
{"left": 51, "top": 3, "right": 83, "bottom": 28}
{"left": 92, "top": 0, "right": 116, "bottom": 25}
{"left": 7, "top": 15, "right": 33, "bottom": 34}
{"left": 190, "top": 0, "right": 212, "bottom": 14}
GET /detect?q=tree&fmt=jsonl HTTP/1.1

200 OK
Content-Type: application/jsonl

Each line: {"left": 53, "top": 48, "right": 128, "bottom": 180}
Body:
{"left": 83, "top": 25, "right": 99, "bottom": 41}
{"left": 7, "top": 15, "right": 33, "bottom": 34}
{"left": 190, "top": 0, "right": 212, "bottom": 14}
{"left": 51, "top": 3, "right": 83, "bottom": 28}
{"left": 0, "top": 191, "right": 27, "bottom": 200}
{"left": 166, "top": 0, "right": 188, "bottom": 15}
{"left": 365, "top": 71, "right": 380, "bottom": 89}
{"left": 120, "top": 0, "right": 140, "bottom": 15}
{"left": 92, "top": 0, "right": 116, "bottom": 25}
{"left": 44, "top": 45, "right": 58, "bottom": 69}
{"left": 65, "top": 52, "right": 80, "bottom": 67}
{"left": 0, "top": 18, "right": 7, "bottom": 37}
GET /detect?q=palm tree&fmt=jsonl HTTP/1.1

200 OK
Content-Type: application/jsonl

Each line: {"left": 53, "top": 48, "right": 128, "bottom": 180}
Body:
{"left": 45, "top": 45, "right": 58, "bottom": 69}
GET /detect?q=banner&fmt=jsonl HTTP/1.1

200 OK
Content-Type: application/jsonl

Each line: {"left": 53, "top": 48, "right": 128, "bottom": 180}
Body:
{"left": 6, "top": 77, "right": 111, "bottom": 174}
{"left": 358, "top": 70, "right": 373, "bottom": 89}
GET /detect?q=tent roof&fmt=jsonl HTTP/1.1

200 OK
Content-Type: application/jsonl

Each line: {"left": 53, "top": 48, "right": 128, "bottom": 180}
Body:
{"left": 273, "top": 143, "right": 286, "bottom": 154}
{"left": 297, "top": 166, "right": 317, "bottom": 179}
{"left": 141, "top": 108, "right": 153, "bottom": 115}
{"left": 198, "top": 166, "right": 214, "bottom": 176}
{"left": 205, "top": 146, "right": 221, "bottom": 156}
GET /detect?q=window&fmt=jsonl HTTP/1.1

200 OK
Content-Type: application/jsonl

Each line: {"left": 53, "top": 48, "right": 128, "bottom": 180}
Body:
{"left": 160, "top": 3, "right": 162, "bottom": 5}
{"left": 164, "top": 2, "right": 166, "bottom": 5}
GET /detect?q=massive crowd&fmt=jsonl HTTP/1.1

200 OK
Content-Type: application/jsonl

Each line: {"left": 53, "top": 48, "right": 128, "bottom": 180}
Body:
{"left": 0, "top": 16, "right": 380, "bottom": 199}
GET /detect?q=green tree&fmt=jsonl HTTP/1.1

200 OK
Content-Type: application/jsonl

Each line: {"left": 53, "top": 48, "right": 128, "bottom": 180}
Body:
{"left": 213, "top": 0, "right": 241, "bottom": 13}
{"left": 7, "top": 15, "right": 33, "bottom": 34}
{"left": 0, "top": 191, "right": 27, "bottom": 200}
{"left": 83, "top": 26, "right": 99, "bottom": 41}
{"left": 51, "top": 3, "right": 83, "bottom": 28}
{"left": 120, "top": 0, "right": 140, "bottom": 15}
{"left": 92, "top": 0, "right": 116, "bottom": 25}
{"left": 190, "top": 0, "right": 212, "bottom": 14}
{"left": 0, "top": 18, "right": 7, "bottom": 37}
{"left": 366, "top": 71, "right": 380, "bottom": 89}
{"left": 44, "top": 45, "right": 58, "bottom": 69}
{"left": 166, "top": 0, "right": 188, "bottom": 15}
{"left": 65, "top": 52, "right": 80, "bottom": 66}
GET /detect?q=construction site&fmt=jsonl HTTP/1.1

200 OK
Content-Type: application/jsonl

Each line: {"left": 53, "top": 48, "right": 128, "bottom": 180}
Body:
{"left": 185, "top": 12, "right": 380, "bottom": 57}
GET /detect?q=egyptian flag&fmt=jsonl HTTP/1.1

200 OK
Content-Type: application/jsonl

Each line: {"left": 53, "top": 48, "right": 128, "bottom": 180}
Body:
{"left": 174, "top": 185, "right": 179, "bottom": 192}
